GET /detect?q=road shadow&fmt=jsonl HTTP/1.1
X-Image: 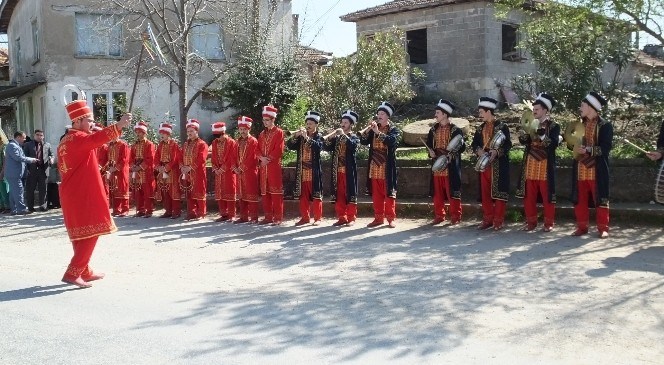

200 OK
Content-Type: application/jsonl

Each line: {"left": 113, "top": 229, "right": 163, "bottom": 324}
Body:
{"left": 587, "top": 246, "right": 664, "bottom": 277}
{"left": 0, "top": 284, "right": 82, "bottom": 302}
{"left": 131, "top": 223, "right": 608, "bottom": 362}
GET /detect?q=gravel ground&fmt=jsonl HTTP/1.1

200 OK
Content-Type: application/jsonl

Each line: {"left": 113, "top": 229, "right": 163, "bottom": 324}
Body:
{"left": 1, "top": 210, "right": 663, "bottom": 364}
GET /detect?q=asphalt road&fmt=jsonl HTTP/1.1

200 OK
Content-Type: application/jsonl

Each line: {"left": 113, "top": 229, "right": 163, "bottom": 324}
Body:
{"left": 1, "top": 211, "right": 663, "bottom": 364}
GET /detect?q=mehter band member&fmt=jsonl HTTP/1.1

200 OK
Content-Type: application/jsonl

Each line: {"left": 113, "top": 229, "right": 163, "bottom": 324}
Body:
{"left": 258, "top": 105, "right": 285, "bottom": 225}
{"left": 323, "top": 109, "right": 360, "bottom": 226}
{"left": 58, "top": 95, "right": 132, "bottom": 288}
{"left": 427, "top": 99, "right": 465, "bottom": 225}
{"left": 516, "top": 93, "right": 560, "bottom": 232}
{"left": 211, "top": 121, "right": 238, "bottom": 222}
{"left": 360, "top": 101, "right": 400, "bottom": 228}
{"left": 287, "top": 111, "right": 324, "bottom": 226}
{"left": 154, "top": 123, "right": 182, "bottom": 219}
{"left": 180, "top": 119, "right": 208, "bottom": 221}
{"left": 129, "top": 121, "right": 155, "bottom": 217}
{"left": 234, "top": 116, "right": 260, "bottom": 224}
{"left": 471, "top": 96, "right": 512, "bottom": 231}
{"left": 572, "top": 91, "right": 613, "bottom": 239}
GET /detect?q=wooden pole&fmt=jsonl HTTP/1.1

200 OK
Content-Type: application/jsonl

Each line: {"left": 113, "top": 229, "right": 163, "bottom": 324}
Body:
{"left": 128, "top": 35, "right": 147, "bottom": 112}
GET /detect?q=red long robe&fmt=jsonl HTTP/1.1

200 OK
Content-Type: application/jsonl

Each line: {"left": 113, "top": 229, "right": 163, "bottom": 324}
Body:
{"left": 129, "top": 139, "right": 155, "bottom": 193}
{"left": 57, "top": 125, "right": 122, "bottom": 241}
{"left": 257, "top": 126, "right": 284, "bottom": 195}
{"left": 237, "top": 136, "right": 259, "bottom": 202}
{"left": 154, "top": 139, "right": 181, "bottom": 202}
{"left": 181, "top": 138, "right": 208, "bottom": 200}
{"left": 97, "top": 144, "right": 109, "bottom": 198}
{"left": 107, "top": 140, "right": 130, "bottom": 200}
{"left": 211, "top": 135, "right": 238, "bottom": 202}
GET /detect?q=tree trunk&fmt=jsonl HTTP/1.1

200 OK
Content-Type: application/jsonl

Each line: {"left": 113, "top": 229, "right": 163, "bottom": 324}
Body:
{"left": 179, "top": 69, "right": 188, "bottom": 140}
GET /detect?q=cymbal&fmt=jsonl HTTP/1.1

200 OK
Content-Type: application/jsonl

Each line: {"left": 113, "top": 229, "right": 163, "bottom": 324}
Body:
{"left": 564, "top": 119, "right": 585, "bottom": 160}
{"left": 520, "top": 109, "right": 538, "bottom": 139}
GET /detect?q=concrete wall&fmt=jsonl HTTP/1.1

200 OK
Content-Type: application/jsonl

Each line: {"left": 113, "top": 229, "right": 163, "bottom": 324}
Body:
{"left": 353, "top": 1, "right": 535, "bottom": 105}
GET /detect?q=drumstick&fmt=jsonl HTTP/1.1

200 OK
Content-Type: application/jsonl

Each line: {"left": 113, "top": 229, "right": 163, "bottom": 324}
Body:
{"left": 419, "top": 137, "right": 435, "bottom": 154}
{"left": 622, "top": 137, "right": 649, "bottom": 154}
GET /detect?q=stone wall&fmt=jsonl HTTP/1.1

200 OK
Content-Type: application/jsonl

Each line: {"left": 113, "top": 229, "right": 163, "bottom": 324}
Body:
{"left": 206, "top": 161, "right": 660, "bottom": 203}
{"left": 352, "top": 1, "right": 536, "bottom": 105}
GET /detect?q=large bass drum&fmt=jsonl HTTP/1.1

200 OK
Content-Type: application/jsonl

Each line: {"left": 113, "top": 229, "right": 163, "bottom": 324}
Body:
{"left": 656, "top": 161, "right": 664, "bottom": 204}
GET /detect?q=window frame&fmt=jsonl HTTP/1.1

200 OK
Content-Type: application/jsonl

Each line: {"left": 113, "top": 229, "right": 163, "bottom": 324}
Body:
{"left": 190, "top": 21, "right": 225, "bottom": 61}
{"left": 31, "top": 19, "right": 40, "bottom": 64}
{"left": 74, "top": 13, "right": 124, "bottom": 58}
{"left": 501, "top": 23, "right": 523, "bottom": 62}
{"left": 406, "top": 28, "right": 428, "bottom": 65}
{"left": 80, "top": 91, "right": 127, "bottom": 123}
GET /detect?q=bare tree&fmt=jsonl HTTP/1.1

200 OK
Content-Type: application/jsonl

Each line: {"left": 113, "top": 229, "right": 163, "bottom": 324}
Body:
{"left": 90, "top": 0, "right": 282, "bottom": 137}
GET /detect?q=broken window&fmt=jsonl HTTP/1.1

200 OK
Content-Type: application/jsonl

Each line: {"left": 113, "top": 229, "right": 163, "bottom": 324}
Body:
{"left": 406, "top": 28, "right": 428, "bottom": 64}
{"left": 191, "top": 22, "right": 225, "bottom": 60}
{"left": 502, "top": 23, "right": 522, "bottom": 62}
{"left": 75, "top": 13, "right": 123, "bottom": 57}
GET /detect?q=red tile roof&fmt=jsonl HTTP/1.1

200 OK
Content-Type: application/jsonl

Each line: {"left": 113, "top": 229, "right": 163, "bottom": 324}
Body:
{"left": 340, "top": 0, "right": 475, "bottom": 22}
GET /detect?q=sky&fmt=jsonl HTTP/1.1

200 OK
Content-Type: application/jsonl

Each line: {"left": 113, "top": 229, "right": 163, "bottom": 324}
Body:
{"left": 292, "top": 0, "right": 388, "bottom": 57}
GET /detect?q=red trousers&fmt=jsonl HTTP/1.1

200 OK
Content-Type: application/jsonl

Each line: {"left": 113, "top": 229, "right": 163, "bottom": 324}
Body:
{"left": 134, "top": 184, "right": 154, "bottom": 214}
{"left": 63, "top": 236, "right": 98, "bottom": 281}
{"left": 161, "top": 191, "right": 181, "bottom": 216}
{"left": 299, "top": 181, "right": 323, "bottom": 221}
{"left": 239, "top": 200, "right": 258, "bottom": 221}
{"left": 524, "top": 179, "right": 555, "bottom": 226}
{"left": 371, "top": 178, "right": 396, "bottom": 222}
{"left": 112, "top": 197, "right": 129, "bottom": 215}
{"left": 187, "top": 197, "right": 206, "bottom": 218}
{"left": 217, "top": 200, "right": 236, "bottom": 219}
{"left": 480, "top": 169, "right": 506, "bottom": 226}
{"left": 433, "top": 175, "right": 462, "bottom": 221}
{"left": 262, "top": 193, "right": 283, "bottom": 221}
{"left": 574, "top": 180, "right": 610, "bottom": 232}
{"left": 335, "top": 172, "right": 357, "bottom": 222}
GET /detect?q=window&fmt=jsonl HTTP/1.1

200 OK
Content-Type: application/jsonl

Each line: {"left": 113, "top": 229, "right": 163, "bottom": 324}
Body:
{"left": 75, "top": 13, "right": 123, "bottom": 57}
{"left": 502, "top": 24, "right": 522, "bottom": 62}
{"left": 406, "top": 28, "right": 428, "bottom": 64}
{"left": 31, "top": 19, "right": 40, "bottom": 62}
{"left": 26, "top": 97, "right": 34, "bottom": 135}
{"left": 14, "top": 37, "right": 21, "bottom": 81}
{"left": 200, "top": 90, "right": 224, "bottom": 111}
{"left": 190, "top": 22, "right": 224, "bottom": 60}
{"left": 89, "top": 92, "right": 127, "bottom": 123}
{"left": 18, "top": 98, "right": 34, "bottom": 134}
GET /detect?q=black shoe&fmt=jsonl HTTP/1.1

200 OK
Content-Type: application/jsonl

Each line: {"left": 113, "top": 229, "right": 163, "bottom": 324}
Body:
{"left": 18, "top": 211, "right": 32, "bottom": 215}
{"left": 39, "top": 207, "right": 47, "bottom": 212}
{"left": 28, "top": 208, "right": 35, "bottom": 212}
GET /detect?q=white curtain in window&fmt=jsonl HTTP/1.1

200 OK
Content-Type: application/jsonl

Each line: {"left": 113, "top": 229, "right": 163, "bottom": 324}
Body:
{"left": 76, "top": 14, "right": 122, "bottom": 56}
{"left": 191, "top": 23, "right": 224, "bottom": 60}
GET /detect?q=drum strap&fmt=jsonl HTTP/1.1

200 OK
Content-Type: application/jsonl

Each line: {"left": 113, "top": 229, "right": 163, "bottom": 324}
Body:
{"left": 528, "top": 145, "right": 547, "bottom": 161}
{"left": 372, "top": 150, "right": 387, "bottom": 166}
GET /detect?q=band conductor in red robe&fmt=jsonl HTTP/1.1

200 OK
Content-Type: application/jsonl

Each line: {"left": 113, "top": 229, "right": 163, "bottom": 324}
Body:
{"left": 58, "top": 96, "right": 132, "bottom": 288}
